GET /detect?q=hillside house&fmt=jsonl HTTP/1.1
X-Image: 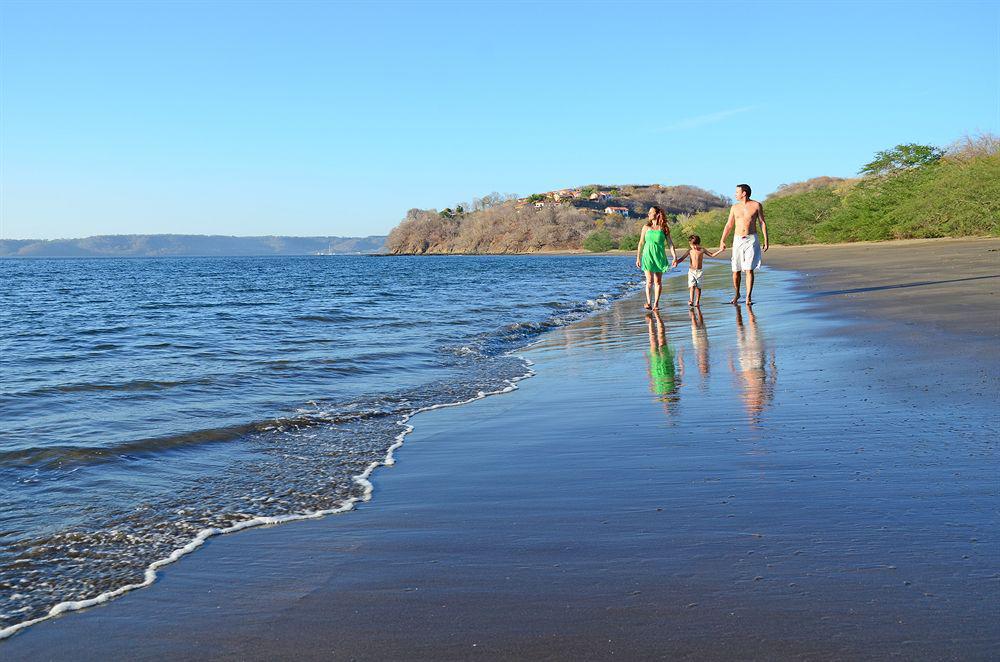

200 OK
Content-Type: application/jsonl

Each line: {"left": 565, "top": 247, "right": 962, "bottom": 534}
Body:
{"left": 553, "top": 189, "right": 580, "bottom": 201}
{"left": 605, "top": 206, "right": 630, "bottom": 217}
{"left": 590, "top": 192, "right": 613, "bottom": 203}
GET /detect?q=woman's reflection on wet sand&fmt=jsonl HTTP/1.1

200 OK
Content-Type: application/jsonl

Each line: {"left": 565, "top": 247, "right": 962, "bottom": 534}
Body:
{"left": 645, "top": 309, "right": 682, "bottom": 413}
{"left": 729, "top": 305, "right": 777, "bottom": 426}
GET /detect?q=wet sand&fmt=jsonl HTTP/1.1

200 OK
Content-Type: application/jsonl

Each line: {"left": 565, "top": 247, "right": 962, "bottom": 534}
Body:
{"left": 3, "top": 244, "right": 998, "bottom": 660}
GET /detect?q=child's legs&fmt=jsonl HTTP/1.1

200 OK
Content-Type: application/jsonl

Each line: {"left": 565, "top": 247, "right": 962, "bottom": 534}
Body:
{"left": 694, "top": 285, "right": 702, "bottom": 305}
{"left": 688, "top": 285, "right": 694, "bottom": 303}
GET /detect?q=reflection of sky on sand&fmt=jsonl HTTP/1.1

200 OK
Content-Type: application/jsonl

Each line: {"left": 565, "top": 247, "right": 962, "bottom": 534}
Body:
{"left": 515, "top": 264, "right": 999, "bottom": 648}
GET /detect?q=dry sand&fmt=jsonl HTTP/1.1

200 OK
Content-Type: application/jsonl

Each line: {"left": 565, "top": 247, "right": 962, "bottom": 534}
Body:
{"left": 764, "top": 237, "right": 999, "bottom": 339}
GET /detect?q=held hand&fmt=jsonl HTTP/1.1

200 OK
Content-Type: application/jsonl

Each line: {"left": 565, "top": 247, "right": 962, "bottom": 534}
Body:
{"left": 763, "top": 243, "right": 769, "bottom": 252}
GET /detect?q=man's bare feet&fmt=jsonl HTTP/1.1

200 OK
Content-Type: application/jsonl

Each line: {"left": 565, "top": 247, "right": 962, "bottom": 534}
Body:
{"left": 687, "top": 300, "right": 693, "bottom": 307}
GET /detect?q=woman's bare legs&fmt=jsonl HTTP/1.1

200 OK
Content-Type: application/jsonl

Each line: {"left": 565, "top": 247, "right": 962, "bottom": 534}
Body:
{"left": 644, "top": 271, "right": 653, "bottom": 309}
{"left": 652, "top": 272, "right": 663, "bottom": 308}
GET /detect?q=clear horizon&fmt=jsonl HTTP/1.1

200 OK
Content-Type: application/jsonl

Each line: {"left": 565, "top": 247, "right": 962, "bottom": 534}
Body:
{"left": 1, "top": 0, "right": 997, "bottom": 240}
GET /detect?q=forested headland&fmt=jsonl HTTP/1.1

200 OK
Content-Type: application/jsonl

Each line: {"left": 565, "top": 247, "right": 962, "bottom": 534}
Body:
{"left": 386, "top": 134, "right": 999, "bottom": 254}
{"left": 386, "top": 185, "right": 729, "bottom": 254}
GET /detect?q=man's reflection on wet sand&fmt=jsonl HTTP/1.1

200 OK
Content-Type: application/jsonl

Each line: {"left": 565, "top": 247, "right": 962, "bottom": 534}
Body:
{"left": 688, "top": 307, "right": 710, "bottom": 381}
{"left": 646, "top": 310, "right": 682, "bottom": 413}
{"left": 729, "top": 305, "right": 777, "bottom": 426}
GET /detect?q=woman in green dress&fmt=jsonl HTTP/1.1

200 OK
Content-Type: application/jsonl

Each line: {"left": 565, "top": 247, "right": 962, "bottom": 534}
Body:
{"left": 635, "top": 206, "right": 677, "bottom": 310}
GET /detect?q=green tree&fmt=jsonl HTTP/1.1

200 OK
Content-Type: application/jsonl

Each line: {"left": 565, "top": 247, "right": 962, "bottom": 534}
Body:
{"left": 583, "top": 229, "right": 615, "bottom": 252}
{"left": 860, "top": 143, "right": 943, "bottom": 177}
{"left": 618, "top": 233, "right": 640, "bottom": 251}
{"left": 439, "top": 208, "right": 454, "bottom": 218}
{"left": 527, "top": 193, "right": 546, "bottom": 203}
{"left": 579, "top": 187, "right": 595, "bottom": 198}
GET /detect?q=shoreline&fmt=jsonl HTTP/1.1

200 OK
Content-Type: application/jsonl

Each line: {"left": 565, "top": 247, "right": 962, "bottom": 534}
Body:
{"left": 373, "top": 235, "right": 1000, "bottom": 257}
{"left": 0, "top": 363, "right": 539, "bottom": 643}
{"left": 3, "top": 243, "right": 998, "bottom": 659}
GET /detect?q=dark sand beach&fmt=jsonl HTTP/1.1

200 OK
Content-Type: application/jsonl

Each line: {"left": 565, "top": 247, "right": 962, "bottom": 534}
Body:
{"left": 3, "top": 239, "right": 998, "bottom": 660}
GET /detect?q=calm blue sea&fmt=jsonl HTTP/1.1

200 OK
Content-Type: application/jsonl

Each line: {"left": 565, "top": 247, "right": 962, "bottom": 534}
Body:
{"left": 0, "top": 254, "right": 637, "bottom": 633}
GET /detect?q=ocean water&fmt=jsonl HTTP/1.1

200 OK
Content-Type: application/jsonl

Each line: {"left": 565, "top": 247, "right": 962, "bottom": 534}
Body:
{"left": 0, "top": 254, "right": 639, "bottom": 636}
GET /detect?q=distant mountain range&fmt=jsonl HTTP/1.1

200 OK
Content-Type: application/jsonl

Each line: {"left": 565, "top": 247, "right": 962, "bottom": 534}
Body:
{"left": 0, "top": 234, "right": 387, "bottom": 258}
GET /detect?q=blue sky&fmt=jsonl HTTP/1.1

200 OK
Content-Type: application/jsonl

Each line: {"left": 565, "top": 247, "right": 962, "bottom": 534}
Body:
{"left": 1, "top": 1, "right": 997, "bottom": 239}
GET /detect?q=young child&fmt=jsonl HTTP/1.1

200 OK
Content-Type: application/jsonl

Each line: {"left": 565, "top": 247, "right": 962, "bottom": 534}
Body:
{"left": 672, "top": 235, "right": 724, "bottom": 307}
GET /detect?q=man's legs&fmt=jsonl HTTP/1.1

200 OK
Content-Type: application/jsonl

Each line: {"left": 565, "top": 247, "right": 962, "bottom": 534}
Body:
{"left": 745, "top": 269, "right": 756, "bottom": 304}
{"left": 730, "top": 270, "right": 742, "bottom": 304}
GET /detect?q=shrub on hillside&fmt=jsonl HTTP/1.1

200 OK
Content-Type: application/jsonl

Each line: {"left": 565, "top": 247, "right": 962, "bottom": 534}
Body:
{"left": 618, "top": 233, "right": 640, "bottom": 251}
{"left": 859, "top": 143, "right": 943, "bottom": 177}
{"left": 676, "top": 208, "right": 729, "bottom": 248}
{"left": 945, "top": 132, "right": 999, "bottom": 162}
{"left": 583, "top": 229, "right": 616, "bottom": 252}
{"left": 768, "top": 176, "right": 851, "bottom": 199}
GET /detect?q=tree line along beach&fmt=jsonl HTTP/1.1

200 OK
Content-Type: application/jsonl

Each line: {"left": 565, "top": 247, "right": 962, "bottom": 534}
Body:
{"left": 385, "top": 134, "right": 999, "bottom": 255}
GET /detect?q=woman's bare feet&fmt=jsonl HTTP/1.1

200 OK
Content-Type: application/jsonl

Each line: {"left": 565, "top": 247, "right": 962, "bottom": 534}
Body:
{"left": 687, "top": 300, "right": 693, "bottom": 307}
{"left": 643, "top": 303, "right": 652, "bottom": 310}
{"left": 728, "top": 295, "right": 740, "bottom": 304}
{"left": 746, "top": 298, "right": 754, "bottom": 306}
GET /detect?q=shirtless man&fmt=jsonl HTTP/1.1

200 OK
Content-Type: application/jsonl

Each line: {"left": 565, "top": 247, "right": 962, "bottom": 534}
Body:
{"left": 718, "top": 183, "right": 768, "bottom": 305}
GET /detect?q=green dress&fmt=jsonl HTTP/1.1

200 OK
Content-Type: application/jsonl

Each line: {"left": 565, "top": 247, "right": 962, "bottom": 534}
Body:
{"left": 641, "top": 229, "right": 668, "bottom": 273}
